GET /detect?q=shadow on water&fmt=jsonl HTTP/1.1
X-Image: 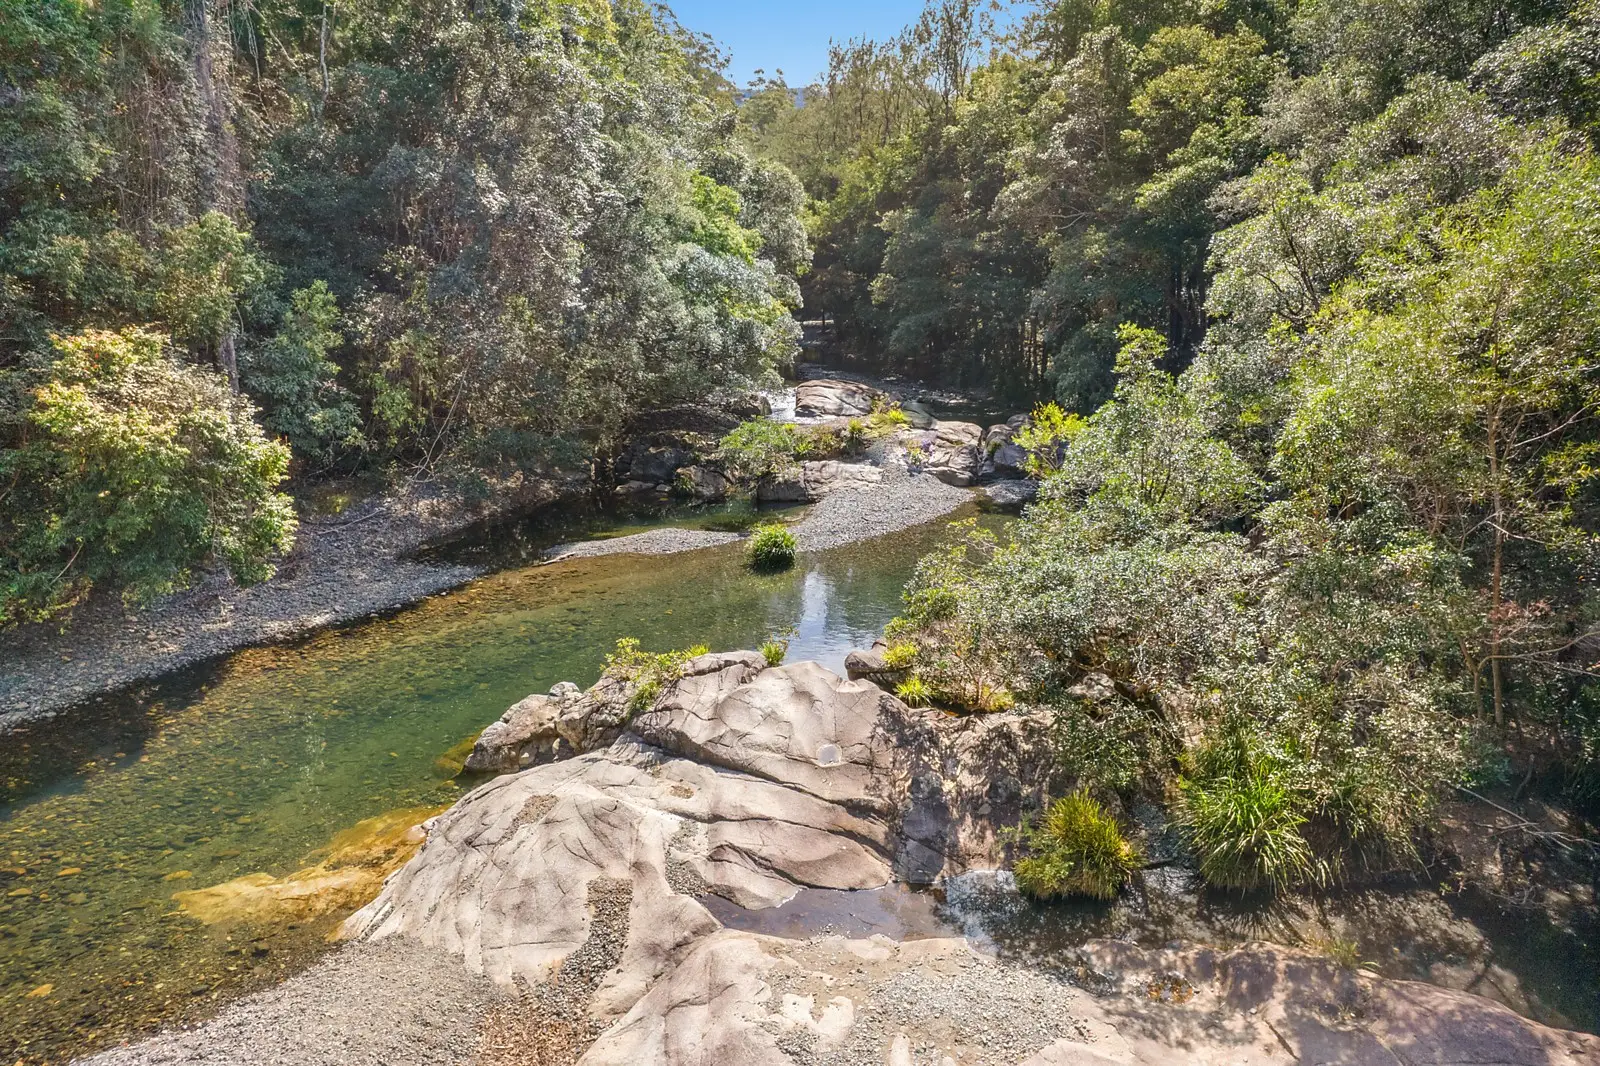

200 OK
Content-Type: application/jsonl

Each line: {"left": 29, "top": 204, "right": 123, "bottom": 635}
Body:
{"left": 0, "top": 507, "right": 996, "bottom": 1064}
{"left": 708, "top": 866, "right": 1600, "bottom": 1035}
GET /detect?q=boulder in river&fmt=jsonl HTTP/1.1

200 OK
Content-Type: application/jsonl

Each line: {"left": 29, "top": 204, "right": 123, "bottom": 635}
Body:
{"left": 981, "top": 479, "right": 1039, "bottom": 509}
{"left": 675, "top": 464, "right": 729, "bottom": 502}
{"left": 794, "top": 379, "right": 881, "bottom": 418}
{"left": 901, "top": 420, "right": 984, "bottom": 486}
{"left": 464, "top": 684, "right": 576, "bottom": 773}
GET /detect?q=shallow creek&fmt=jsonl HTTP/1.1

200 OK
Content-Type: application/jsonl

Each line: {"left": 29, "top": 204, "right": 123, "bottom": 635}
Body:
{"left": 0, "top": 507, "right": 987, "bottom": 1064}
{"left": 1, "top": 504, "right": 1595, "bottom": 1062}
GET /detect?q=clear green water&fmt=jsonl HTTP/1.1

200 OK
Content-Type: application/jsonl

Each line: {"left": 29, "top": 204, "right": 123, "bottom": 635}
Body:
{"left": 0, "top": 509, "right": 987, "bottom": 1064}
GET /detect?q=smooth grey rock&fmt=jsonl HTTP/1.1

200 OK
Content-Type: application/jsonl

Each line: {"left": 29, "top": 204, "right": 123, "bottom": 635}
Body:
{"left": 901, "top": 399, "right": 937, "bottom": 428}
{"left": 903, "top": 421, "right": 984, "bottom": 486}
{"left": 794, "top": 379, "right": 881, "bottom": 418}
{"left": 981, "top": 479, "right": 1038, "bottom": 509}
{"left": 757, "top": 460, "right": 883, "bottom": 502}
{"left": 676, "top": 464, "right": 729, "bottom": 501}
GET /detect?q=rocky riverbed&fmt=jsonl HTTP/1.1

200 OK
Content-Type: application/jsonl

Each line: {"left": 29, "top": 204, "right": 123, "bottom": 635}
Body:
{"left": 79, "top": 653, "right": 1600, "bottom": 1066}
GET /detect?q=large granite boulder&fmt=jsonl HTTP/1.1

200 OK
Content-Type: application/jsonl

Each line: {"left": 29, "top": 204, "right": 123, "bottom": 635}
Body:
{"left": 901, "top": 420, "right": 984, "bottom": 486}
{"left": 756, "top": 460, "right": 883, "bottom": 502}
{"left": 794, "top": 379, "right": 881, "bottom": 419}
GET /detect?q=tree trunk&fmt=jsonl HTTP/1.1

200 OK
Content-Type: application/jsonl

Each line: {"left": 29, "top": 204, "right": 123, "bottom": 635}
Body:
{"left": 1488, "top": 409, "right": 1505, "bottom": 728}
{"left": 218, "top": 334, "right": 240, "bottom": 392}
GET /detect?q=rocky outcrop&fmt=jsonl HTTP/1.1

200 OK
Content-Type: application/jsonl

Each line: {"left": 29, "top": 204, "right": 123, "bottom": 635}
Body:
{"left": 756, "top": 460, "right": 884, "bottom": 502}
{"left": 337, "top": 653, "right": 1600, "bottom": 1066}
{"left": 464, "top": 683, "right": 577, "bottom": 773}
{"left": 675, "top": 464, "right": 729, "bottom": 501}
{"left": 900, "top": 420, "right": 984, "bottom": 486}
{"left": 346, "top": 658, "right": 1061, "bottom": 998}
{"left": 794, "top": 379, "right": 883, "bottom": 418}
{"left": 581, "top": 931, "right": 1600, "bottom": 1066}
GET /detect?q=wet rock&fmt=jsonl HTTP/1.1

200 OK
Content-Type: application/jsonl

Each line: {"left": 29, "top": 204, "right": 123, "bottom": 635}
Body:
{"left": 901, "top": 400, "right": 937, "bottom": 428}
{"left": 794, "top": 379, "right": 882, "bottom": 419}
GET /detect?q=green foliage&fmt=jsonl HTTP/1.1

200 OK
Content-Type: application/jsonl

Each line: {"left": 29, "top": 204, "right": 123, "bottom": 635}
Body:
{"left": 1013, "top": 401, "right": 1085, "bottom": 477}
{"left": 718, "top": 419, "right": 813, "bottom": 483}
{"left": 604, "top": 638, "right": 712, "bottom": 713}
{"left": 240, "top": 283, "right": 362, "bottom": 463}
{"left": 0, "top": 329, "right": 295, "bottom": 626}
{"left": 883, "top": 641, "right": 919, "bottom": 669}
{"left": 1176, "top": 738, "right": 1325, "bottom": 892}
{"left": 745, "top": 524, "right": 798, "bottom": 570}
{"left": 1013, "top": 791, "right": 1142, "bottom": 900}
{"left": 890, "top": 520, "right": 1015, "bottom": 712}
{"left": 895, "top": 676, "right": 933, "bottom": 707}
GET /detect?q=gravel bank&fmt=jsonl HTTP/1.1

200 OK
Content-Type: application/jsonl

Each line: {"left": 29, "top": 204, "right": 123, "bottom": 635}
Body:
{"left": 0, "top": 484, "right": 560, "bottom": 730}
{"left": 76, "top": 938, "right": 506, "bottom": 1066}
{"left": 792, "top": 470, "right": 972, "bottom": 552}
{"left": 543, "top": 527, "right": 742, "bottom": 560}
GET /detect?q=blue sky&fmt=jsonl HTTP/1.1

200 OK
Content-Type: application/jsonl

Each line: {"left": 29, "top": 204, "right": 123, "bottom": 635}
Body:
{"left": 668, "top": 0, "right": 930, "bottom": 86}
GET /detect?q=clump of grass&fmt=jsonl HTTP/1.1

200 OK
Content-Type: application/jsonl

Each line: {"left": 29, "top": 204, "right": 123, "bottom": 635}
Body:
{"left": 760, "top": 625, "right": 795, "bottom": 667}
{"left": 1175, "top": 738, "right": 1326, "bottom": 892}
{"left": 746, "top": 524, "right": 797, "bottom": 570}
{"left": 1304, "top": 933, "right": 1365, "bottom": 970}
{"left": 1014, "top": 791, "right": 1141, "bottom": 900}
{"left": 895, "top": 676, "right": 933, "bottom": 707}
{"left": 604, "top": 638, "right": 710, "bottom": 713}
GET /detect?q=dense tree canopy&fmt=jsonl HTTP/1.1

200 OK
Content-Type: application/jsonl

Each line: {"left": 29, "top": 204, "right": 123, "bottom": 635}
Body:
{"left": 0, "top": 0, "right": 809, "bottom": 621}
{"left": 778, "top": 0, "right": 1600, "bottom": 879}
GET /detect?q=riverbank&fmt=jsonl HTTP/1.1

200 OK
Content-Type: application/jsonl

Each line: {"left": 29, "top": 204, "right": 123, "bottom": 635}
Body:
{"left": 0, "top": 482, "right": 556, "bottom": 730}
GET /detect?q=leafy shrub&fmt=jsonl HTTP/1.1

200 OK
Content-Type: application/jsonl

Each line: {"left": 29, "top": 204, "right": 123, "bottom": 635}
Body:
{"left": 1175, "top": 738, "right": 1326, "bottom": 892}
{"left": 868, "top": 407, "right": 911, "bottom": 435}
{"left": 1013, "top": 791, "right": 1142, "bottom": 900}
{"left": 746, "top": 524, "right": 797, "bottom": 570}
{"left": 888, "top": 520, "right": 1014, "bottom": 712}
{"left": 895, "top": 676, "right": 933, "bottom": 707}
{"left": 603, "top": 638, "right": 710, "bottom": 712}
{"left": 240, "top": 281, "right": 363, "bottom": 463}
{"left": 718, "top": 419, "right": 812, "bottom": 483}
{"left": 1013, "top": 401, "right": 1085, "bottom": 477}
{"left": 883, "top": 641, "right": 918, "bottom": 669}
{"left": 0, "top": 329, "right": 296, "bottom": 626}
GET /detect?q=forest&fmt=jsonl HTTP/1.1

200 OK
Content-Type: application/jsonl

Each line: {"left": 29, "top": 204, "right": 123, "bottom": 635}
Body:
{"left": 745, "top": 0, "right": 1600, "bottom": 885}
{"left": 1, "top": 0, "right": 808, "bottom": 624}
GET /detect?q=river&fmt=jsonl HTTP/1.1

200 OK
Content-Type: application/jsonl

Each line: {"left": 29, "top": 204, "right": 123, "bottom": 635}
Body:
{"left": 0, "top": 505, "right": 989, "bottom": 1064}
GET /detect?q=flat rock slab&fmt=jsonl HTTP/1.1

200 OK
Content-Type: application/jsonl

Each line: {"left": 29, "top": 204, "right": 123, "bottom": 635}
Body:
{"left": 581, "top": 931, "right": 1600, "bottom": 1066}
